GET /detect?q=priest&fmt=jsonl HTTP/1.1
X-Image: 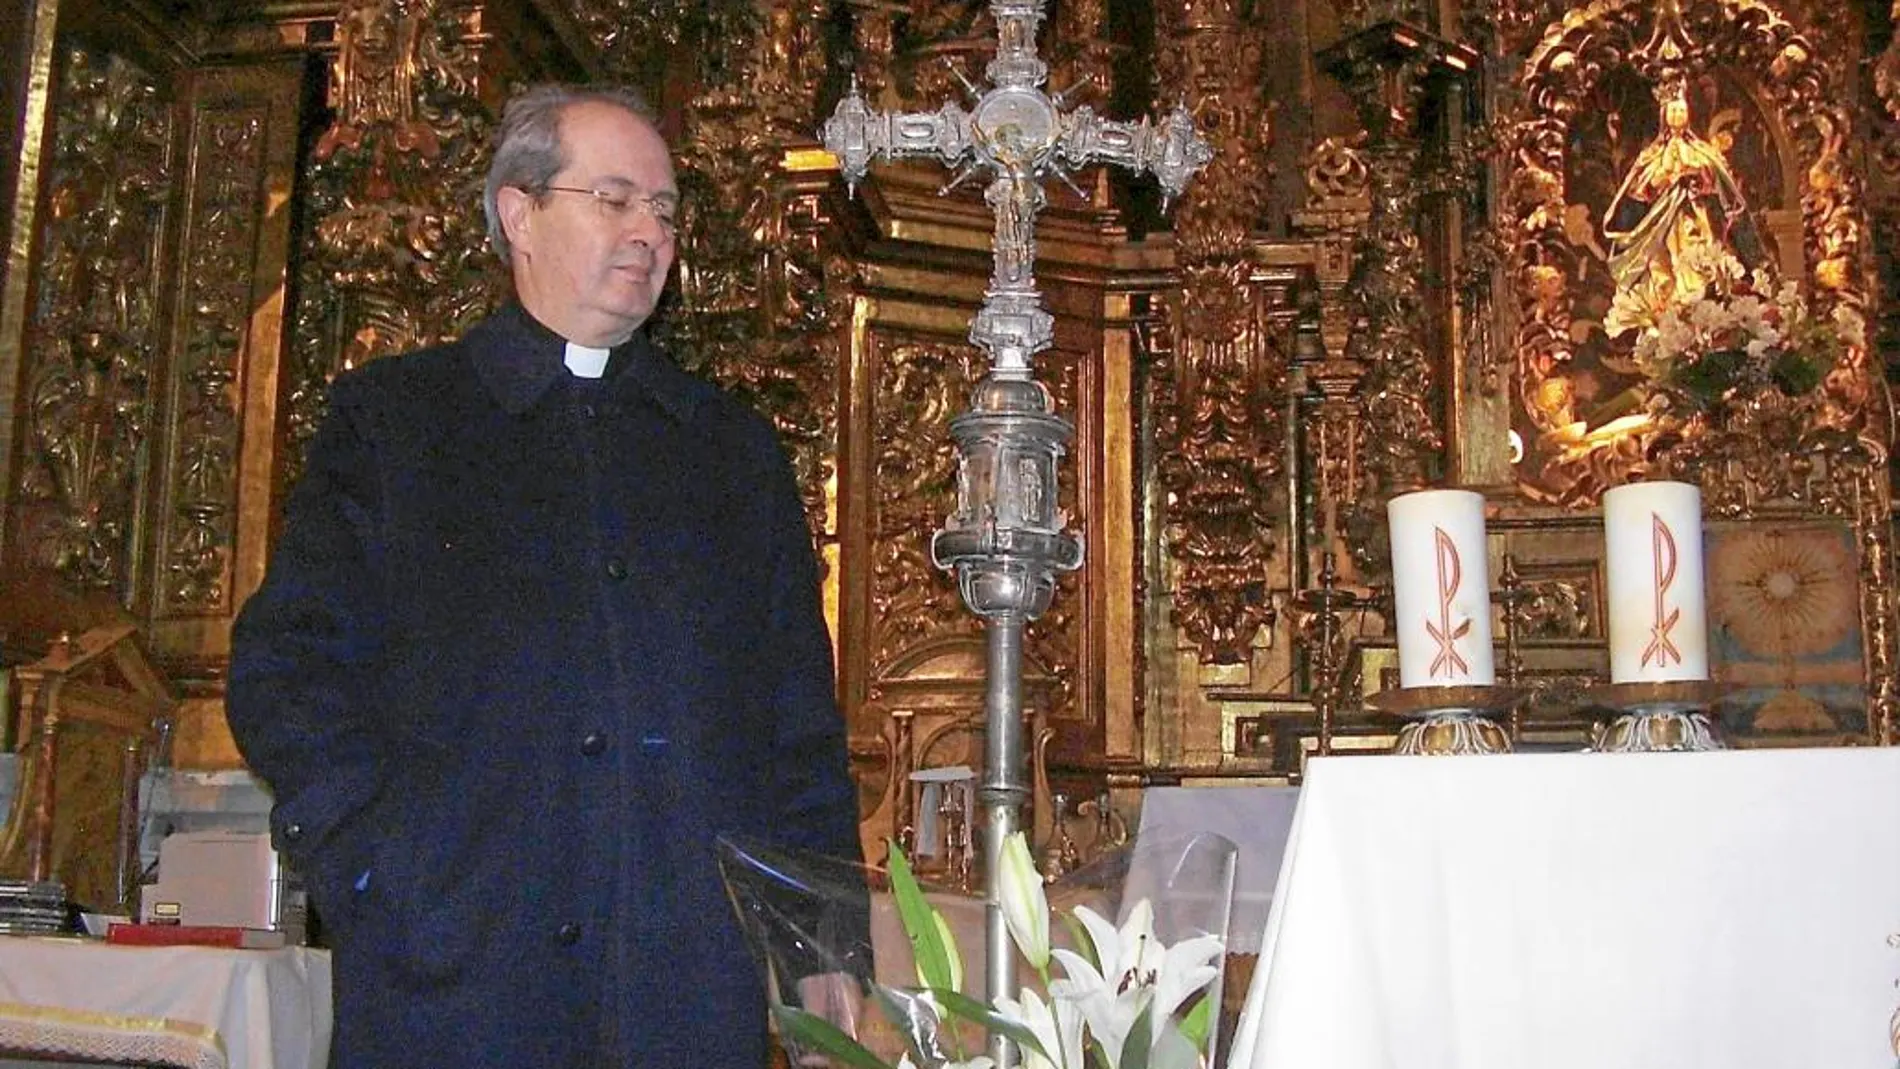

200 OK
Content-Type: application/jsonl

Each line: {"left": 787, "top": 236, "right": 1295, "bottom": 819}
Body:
{"left": 227, "top": 83, "right": 865, "bottom": 1068}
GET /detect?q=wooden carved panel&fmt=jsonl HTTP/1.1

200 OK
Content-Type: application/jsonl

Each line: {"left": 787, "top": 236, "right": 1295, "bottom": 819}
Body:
{"left": 160, "top": 106, "right": 262, "bottom": 614}
{"left": 145, "top": 61, "right": 305, "bottom": 679}
{"left": 854, "top": 332, "right": 1082, "bottom": 718}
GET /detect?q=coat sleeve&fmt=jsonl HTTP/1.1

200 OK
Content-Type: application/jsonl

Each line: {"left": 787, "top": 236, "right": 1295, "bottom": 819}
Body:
{"left": 226, "top": 374, "right": 389, "bottom": 921}
{"left": 757, "top": 433, "right": 872, "bottom": 978}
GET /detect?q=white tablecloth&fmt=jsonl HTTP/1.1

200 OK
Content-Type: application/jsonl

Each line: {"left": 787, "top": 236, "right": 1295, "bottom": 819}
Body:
{"left": 1230, "top": 747, "right": 1900, "bottom": 1069}
{"left": 0, "top": 939, "right": 330, "bottom": 1069}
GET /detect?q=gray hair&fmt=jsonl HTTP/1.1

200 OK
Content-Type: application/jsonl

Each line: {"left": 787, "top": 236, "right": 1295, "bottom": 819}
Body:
{"left": 482, "top": 84, "right": 658, "bottom": 260}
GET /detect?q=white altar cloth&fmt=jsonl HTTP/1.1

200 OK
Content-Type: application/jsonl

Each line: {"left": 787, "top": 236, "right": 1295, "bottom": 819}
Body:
{"left": 1229, "top": 747, "right": 1900, "bottom": 1069}
{"left": 0, "top": 939, "right": 330, "bottom": 1069}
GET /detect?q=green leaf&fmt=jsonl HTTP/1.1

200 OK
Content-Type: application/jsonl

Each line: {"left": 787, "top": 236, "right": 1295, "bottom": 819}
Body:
{"left": 771, "top": 1004, "right": 893, "bottom": 1069}
{"left": 1672, "top": 347, "right": 1744, "bottom": 409}
{"left": 887, "top": 842, "right": 957, "bottom": 991}
{"left": 1118, "top": 1006, "right": 1155, "bottom": 1069}
{"left": 1176, "top": 992, "right": 1214, "bottom": 1050}
{"left": 931, "top": 909, "right": 964, "bottom": 992}
{"left": 927, "top": 987, "right": 1050, "bottom": 1060}
{"left": 1771, "top": 348, "right": 1823, "bottom": 396}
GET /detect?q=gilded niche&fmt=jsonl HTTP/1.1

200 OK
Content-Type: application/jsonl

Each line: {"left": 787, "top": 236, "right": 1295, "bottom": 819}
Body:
{"left": 1507, "top": 0, "right": 1876, "bottom": 507}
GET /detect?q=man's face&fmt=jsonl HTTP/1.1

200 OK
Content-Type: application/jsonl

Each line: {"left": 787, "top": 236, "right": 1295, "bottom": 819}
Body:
{"left": 499, "top": 101, "right": 678, "bottom": 346}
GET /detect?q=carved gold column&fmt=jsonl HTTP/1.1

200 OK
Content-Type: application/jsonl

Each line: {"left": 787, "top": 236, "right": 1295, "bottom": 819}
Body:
{"left": 1319, "top": 23, "right": 1475, "bottom": 582}
{"left": 283, "top": 0, "right": 501, "bottom": 479}
{"left": 1149, "top": 0, "right": 1280, "bottom": 668}
{"left": 1289, "top": 138, "right": 1371, "bottom": 574}
{"left": 1873, "top": 0, "right": 1900, "bottom": 744}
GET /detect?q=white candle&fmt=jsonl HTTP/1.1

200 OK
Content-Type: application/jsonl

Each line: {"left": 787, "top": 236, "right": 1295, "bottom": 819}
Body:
{"left": 1387, "top": 489, "right": 1496, "bottom": 688}
{"left": 1603, "top": 481, "right": 1709, "bottom": 683}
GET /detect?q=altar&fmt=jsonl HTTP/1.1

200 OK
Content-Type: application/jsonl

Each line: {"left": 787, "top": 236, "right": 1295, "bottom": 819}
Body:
{"left": 0, "top": 939, "right": 331, "bottom": 1069}
{"left": 1229, "top": 747, "right": 1900, "bottom": 1068}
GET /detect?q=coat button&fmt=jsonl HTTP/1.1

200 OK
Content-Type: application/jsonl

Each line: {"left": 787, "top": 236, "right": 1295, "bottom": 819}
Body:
{"left": 283, "top": 822, "right": 305, "bottom": 843}
{"left": 581, "top": 403, "right": 598, "bottom": 418}
{"left": 605, "top": 558, "right": 628, "bottom": 580}
{"left": 556, "top": 922, "right": 582, "bottom": 946}
{"left": 580, "top": 732, "right": 608, "bottom": 757}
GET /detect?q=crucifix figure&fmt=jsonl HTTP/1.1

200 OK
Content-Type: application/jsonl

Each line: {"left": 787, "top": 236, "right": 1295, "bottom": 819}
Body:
{"left": 822, "top": 1, "right": 1212, "bottom": 1059}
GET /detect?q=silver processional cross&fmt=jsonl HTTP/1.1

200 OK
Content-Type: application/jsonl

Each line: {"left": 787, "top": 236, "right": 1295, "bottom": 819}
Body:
{"left": 821, "top": 0, "right": 1211, "bottom": 1059}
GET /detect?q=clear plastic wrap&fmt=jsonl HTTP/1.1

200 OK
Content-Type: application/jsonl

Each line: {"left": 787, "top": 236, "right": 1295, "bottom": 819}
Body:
{"left": 718, "top": 830, "right": 1237, "bottom": 1069}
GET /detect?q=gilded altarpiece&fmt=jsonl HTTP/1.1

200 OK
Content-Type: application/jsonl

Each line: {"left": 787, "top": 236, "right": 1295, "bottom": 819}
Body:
{"left": 3, "top": 0, "right": 1897, "bottom": 863}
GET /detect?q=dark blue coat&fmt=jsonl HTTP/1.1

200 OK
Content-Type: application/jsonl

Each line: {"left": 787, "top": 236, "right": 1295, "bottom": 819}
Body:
{"left": 227, "top": 304, "right": 862, "bottom": 1068}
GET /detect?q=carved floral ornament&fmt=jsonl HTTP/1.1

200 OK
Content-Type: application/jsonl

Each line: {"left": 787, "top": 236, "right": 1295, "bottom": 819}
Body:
{"left": 1505, "top": 0, "right": 1879, "bottom": 509}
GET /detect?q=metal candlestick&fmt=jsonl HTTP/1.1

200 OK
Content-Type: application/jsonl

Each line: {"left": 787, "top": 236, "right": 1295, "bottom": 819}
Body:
{"left": 821, "top": 2, "right": 1211, "bottom": 1055}
{"left": 1366, "top": 684, "right": 1523, "bottom": 755}
{"left": 1293, "top": 552, "right": 1363, "bottom": 757}
{"left": 1493, "top": 553, "right": 1532, "bottom": 741}
{"left": 1581, "top": 680, "right": 1731, "bottom": 752}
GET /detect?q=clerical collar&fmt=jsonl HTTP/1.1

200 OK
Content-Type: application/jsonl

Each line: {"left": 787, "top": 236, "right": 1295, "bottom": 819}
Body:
{"left": 468, "top": 303, "right": 706, "bottom": 422}
{"left": 564, "top": 341, "right": 610, "bottom": 378}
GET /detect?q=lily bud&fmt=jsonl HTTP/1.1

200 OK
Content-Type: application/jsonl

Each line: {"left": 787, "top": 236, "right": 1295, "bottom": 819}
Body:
{"left": 997, "top": 830, "right": 1051, "bottom": 972}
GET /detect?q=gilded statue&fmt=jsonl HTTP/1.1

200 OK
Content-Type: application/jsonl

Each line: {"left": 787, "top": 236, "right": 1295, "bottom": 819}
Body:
{"left": 1601, "top": 82, "right": 1760, "bottom": 323}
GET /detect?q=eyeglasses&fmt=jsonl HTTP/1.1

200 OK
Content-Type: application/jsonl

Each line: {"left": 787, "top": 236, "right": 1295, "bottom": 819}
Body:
{"left": 535, "top": 185, "right": 679, "bottom": 236}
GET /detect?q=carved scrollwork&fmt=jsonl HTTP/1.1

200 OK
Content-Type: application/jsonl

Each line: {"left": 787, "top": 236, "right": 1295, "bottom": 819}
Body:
{"left": 284, "top": 0, "right": 500, "bottom": 481}
{"left": 14, "top": 49, "right": 170, "bottom": 590}
{"left": 1517, "top": 578, "right": 1595, "bottom": 640}
{"left": 870, "top": 341, "right": 1077, "bottom": 707}
{"left": 1144, "top": 0, "right": 1283, "bottom": 666}
{"left": 872, "top": 342, "right": 994, "bottom": 667}
{"left": 661, "top": 0, "right": 841, "bottom": 540}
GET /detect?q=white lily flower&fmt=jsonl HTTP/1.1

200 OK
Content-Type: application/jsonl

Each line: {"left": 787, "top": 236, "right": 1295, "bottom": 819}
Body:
{"left": 1047, "top": 901, "right": 1164, "bottom": 1066}
{"left": 997, "top": 831, "right": 1051, "bottom": 973}
{"left": 1150, "top": 932, "right": 1225, "bottom": 1021}
{"left": 994, "top": 986, "right": 1085, "bottom": 1069}
{"left": 1046, "top": 899, "right": 1227, "bottom": 1068}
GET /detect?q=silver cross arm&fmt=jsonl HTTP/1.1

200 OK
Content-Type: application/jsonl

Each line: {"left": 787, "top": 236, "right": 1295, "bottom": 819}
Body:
{"left": 820, "top": 80, "right": 974, "bottom": 195}
{"left": 1061, "top": 102, "right": 1215, "bottom": 209}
